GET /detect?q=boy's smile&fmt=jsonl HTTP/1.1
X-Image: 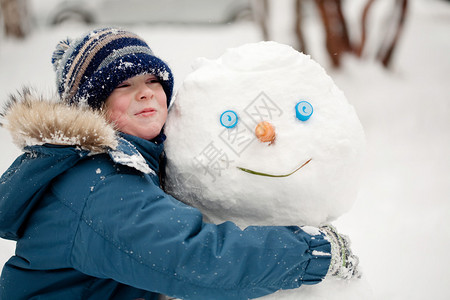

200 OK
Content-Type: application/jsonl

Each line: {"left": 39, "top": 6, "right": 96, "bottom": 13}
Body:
{"left": 135, "top": 107, "right": 157, "bottom": 117}
{"left": 104, "top": 74, "right": 168, "bottom": 140}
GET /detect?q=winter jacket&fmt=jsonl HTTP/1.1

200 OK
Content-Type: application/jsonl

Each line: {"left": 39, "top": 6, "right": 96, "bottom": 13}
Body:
{"left": 0, "top": 91, "right": 331, "bottom": 300}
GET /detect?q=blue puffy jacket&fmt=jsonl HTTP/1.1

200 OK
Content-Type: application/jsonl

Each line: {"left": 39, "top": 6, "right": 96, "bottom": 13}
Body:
{"left": 0, "top": 93, "right": 331, "bottom": 299}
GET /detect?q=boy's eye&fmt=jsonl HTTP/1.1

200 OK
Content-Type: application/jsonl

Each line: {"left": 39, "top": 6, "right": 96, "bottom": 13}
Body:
{"left": 295, "top": 101, "right": 313, "bottom": 121}
{"left": 220, "top": 110, "right": 238, "bottom": 128}
{"left": 147, "top": 79, "right": 160, "bottom": 84}
{"left": 146, "top": 75, "right": 160, "bottom": 84}
{"left": 117, "top": 83, "right": 130, "bottom": 88}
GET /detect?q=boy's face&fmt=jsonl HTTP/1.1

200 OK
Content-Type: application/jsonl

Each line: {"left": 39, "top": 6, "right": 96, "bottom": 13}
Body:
{"left": 105, "top": 74, "right": 168, "bottom": 140}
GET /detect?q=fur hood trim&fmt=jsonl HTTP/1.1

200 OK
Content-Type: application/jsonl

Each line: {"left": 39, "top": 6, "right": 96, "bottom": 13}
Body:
{"left": 1, "top": 88, "right": 118, "bottom": 154}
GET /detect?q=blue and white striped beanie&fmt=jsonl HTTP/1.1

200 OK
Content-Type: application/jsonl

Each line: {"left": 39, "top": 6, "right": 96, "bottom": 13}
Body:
{"left": 52, "top": 27, "right": 174, "bottom": 110}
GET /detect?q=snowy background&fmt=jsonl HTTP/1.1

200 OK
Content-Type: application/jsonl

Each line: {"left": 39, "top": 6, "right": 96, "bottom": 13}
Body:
{"left": 1, "top": 0, "right": 449, "bottom": 299}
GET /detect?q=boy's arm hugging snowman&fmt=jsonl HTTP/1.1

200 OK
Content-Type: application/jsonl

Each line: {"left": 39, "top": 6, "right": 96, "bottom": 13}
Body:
{"left": 164, "top": 41, "right": 368, "bottom": 299}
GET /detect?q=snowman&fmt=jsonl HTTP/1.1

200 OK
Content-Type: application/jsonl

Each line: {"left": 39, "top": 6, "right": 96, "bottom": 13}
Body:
{"left": 164, "top": 42, "right": 372, "bottom": 299}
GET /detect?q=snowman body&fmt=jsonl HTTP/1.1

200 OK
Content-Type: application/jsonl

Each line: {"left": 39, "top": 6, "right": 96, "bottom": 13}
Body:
{"left": 164, "top": 42, "right": 372, "bottom": 299}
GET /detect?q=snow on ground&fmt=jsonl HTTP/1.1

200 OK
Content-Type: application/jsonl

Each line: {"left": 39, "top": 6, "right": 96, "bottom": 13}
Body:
{"left": 1, "top": 0, "right": 449, "bottom": 299}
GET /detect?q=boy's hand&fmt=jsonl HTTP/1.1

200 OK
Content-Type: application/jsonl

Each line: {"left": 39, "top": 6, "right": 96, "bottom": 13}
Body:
{"left": 320, "top": 224, "right": 361, "bottom": 280}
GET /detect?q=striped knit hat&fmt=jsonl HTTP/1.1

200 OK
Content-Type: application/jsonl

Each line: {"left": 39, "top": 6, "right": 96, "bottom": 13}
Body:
{"left": 52, "top": 27, "right": 174, "bottom": 109}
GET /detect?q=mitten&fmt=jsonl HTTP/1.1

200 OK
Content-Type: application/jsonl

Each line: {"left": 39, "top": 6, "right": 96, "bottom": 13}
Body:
{"left": 320, "top": 224, "right": 361, "bottom": 280}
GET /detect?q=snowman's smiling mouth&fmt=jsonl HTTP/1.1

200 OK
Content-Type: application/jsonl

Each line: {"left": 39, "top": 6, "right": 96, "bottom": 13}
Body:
{"left": 236, "top": 158, "right": 312, "bottom": 178}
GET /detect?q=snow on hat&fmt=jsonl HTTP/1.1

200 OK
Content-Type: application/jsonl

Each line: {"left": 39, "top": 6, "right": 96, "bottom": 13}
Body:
{"left": 52, "top": 27, "right": 174, "bottom": 109}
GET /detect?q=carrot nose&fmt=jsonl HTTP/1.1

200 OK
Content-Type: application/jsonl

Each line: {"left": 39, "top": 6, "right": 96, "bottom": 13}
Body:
{"left": 255, "top": 121, "right": 276, "bottom": 143}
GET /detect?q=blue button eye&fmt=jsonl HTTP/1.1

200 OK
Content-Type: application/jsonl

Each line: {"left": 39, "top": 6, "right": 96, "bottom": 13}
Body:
{"left": 295, "top": 101, "right": 313, "bottom": 121}
{"left": 220, "top": 110, "right": 238, "bottom": 128}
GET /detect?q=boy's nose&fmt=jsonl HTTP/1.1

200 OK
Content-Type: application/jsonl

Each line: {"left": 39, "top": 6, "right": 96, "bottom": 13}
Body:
{"left": 137, "top": 84, "right": 154, "bottom": 100}
{"left": 255, "top": 121, "right": 276, "bottom": 144}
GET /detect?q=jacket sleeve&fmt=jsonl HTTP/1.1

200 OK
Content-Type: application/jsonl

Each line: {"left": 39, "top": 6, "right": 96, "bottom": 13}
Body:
{"left": 69, "top": 169, "right": 331, "bottom": 300}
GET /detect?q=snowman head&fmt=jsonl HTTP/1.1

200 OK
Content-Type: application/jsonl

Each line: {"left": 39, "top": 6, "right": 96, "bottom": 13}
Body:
{"left": 164, "top": 42, "right": 365, "bottom": 228}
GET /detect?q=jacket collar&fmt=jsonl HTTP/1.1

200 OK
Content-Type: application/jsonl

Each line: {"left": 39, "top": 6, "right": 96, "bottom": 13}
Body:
{"left": 110, "top": 133, "right": 164, "bottom": 175}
